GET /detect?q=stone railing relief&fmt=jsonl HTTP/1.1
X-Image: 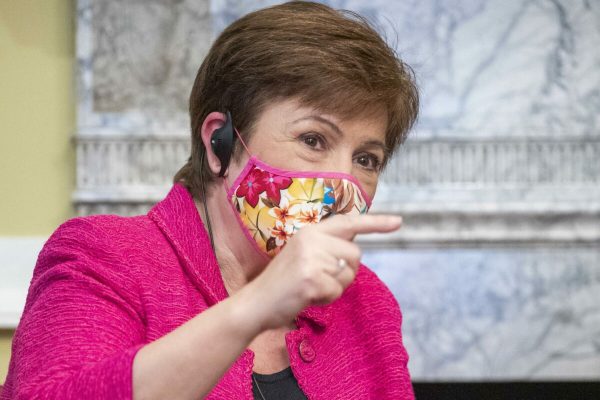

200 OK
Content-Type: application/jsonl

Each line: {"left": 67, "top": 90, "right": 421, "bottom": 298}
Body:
{"left": 74, "top": 135, "right": 600, "bottom": 246}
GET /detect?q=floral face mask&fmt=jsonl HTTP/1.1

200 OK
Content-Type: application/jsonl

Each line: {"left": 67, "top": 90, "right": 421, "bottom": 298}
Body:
{"left": 224, "top": 129, "right": 372, "bottom": 259}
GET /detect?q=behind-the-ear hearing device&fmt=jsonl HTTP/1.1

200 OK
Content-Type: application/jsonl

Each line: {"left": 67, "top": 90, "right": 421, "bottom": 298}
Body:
{"left": 210, "top": 110, "right": 234, "bottom": 177}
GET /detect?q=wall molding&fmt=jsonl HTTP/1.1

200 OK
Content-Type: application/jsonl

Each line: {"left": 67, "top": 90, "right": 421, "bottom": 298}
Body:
{"left": 73, "top": 135, "right": 600, "bottom": 247}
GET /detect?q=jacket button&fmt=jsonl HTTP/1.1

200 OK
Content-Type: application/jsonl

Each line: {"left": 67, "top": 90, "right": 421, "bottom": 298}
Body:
{"left": 299, "top": 338, "right": 315, "bottom": 362}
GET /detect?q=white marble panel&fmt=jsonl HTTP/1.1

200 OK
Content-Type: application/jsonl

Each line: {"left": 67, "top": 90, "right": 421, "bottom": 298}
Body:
{"left": 77, "top": 0, "right": 212, "bottom": 135}
{"left": 212, "top": 0, "right": 600, "bottom": 138}
{"left": 363, "top": 248, "right": 600, "bottom": 380}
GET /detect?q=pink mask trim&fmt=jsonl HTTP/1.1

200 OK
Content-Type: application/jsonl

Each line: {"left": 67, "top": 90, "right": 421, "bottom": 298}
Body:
{"left": 225, "top": 127, "right": 373, "bottom": 207}
{"left": 222, "top": 124, "right": 372, "bottom": 259}
{"left": 225, "top": 155, "right": 372, "bottom": 208}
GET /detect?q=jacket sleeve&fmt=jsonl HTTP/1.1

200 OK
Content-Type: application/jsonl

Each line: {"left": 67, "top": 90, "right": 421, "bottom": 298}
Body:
{"left": 357, "top": 265, "right": 415, "bottom": 400}
{"left": 2, "top": 217, "right": 146, "bottom": 400}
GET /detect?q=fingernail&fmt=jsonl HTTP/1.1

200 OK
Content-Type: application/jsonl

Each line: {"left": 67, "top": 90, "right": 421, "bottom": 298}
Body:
{"left": 391, "top": 215, "right": 403, "bottom": 224}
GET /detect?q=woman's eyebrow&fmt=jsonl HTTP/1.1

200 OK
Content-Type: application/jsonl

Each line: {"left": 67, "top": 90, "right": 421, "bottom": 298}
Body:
{"left": 292, "top": 115, "right": 387, "bottom": 153}
{"left": 361, "top": 140, "right": 390, "bottom": 162}
{"left": 291, "top": 115, "right": 343, "bottom": 137}
{"left": 361, "top": 139, "right": 386, "bottom": 152}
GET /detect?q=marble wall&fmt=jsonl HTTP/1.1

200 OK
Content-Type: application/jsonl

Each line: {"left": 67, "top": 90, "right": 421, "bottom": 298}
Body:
{"left": 77, "top": 0, "right": 212, "bottom": 135}
{"left": 364, "top": 247, "right": 600, "bottom": 380}
{"left": 212, "top": 0, "right": 600, "bottom": 138}
{"left": 74, "top": 0, "right": 600, "bottom": 380}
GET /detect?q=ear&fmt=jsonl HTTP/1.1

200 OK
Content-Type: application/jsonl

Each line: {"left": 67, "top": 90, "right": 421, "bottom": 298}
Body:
{"left": 200, "top": 111, "right": 228, "bottom": 177}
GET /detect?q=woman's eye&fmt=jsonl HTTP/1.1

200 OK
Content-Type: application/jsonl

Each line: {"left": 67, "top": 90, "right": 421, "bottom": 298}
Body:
{"left": 355, "top": 153, "right": 381, "bottom": 171}
{"left": 304, "top": 137, "right": 318, "bottom": 147}
{"left": 300, "top": 133, "right": 326, "bottom": 150}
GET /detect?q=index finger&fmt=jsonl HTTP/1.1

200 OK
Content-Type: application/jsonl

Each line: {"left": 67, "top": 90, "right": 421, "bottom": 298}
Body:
{"left": 317, "top": 214, "right": 403, "bottom": 240}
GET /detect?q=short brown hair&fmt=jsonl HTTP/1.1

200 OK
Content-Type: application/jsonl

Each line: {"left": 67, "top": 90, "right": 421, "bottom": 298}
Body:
{"left": 174, "top": 1, "right": 419, "bottom": 199}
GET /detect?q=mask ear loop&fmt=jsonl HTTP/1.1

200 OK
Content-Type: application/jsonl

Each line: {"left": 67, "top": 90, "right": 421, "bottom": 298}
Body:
{"left": 222, "top": 127, "right": 253, "bottom": 192}
{"left": 234, "top": 127, "right": 252, "bottom": 156}
{"left": 200, "top": 150, "right": 217, "bottom": 254}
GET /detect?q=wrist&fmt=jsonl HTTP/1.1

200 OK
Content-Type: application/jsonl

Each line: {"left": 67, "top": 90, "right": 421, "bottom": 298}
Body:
{"left": 227, "top": 282, "right": 269, "bottom": 338}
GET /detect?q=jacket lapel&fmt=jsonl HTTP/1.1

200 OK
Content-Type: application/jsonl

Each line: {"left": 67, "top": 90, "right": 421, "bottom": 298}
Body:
{"left": 148, "top": 183, "right": 228, "bottom": 305}
{"left": 148, "top": 183, "right": 331, "bottom": 327}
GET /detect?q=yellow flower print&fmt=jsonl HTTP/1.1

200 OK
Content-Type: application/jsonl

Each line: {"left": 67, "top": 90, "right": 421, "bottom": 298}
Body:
{"left": 285, "top": 177, "right": 324, "bottom": 203}
{"left": 238, "top": 197, "right": 276, "bottom": 252}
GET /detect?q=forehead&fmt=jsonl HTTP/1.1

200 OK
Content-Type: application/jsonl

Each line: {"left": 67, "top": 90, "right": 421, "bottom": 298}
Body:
{"left": 253, "top": 97, "right": 388, "bottom": 142}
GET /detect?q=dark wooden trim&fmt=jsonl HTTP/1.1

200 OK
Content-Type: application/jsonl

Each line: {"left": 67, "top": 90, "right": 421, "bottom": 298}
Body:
{"left": 412, "top": 381, "right": 600, "bottom": 400}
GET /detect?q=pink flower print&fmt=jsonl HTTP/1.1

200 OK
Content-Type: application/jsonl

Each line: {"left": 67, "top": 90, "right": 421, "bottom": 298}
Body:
{"left": 236, "top": 167, "right": 267, "bottom": 207}
{"left": 263, "top": 172, "right": 292, "bottom": 204}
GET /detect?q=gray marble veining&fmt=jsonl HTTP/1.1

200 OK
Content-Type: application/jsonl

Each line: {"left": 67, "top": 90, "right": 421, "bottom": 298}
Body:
{"left": 213, "top": 0, "right": 600, "bottom": 139}
{"left": 363, "top": 248, "right": 600, "bottom": 380}
{"left": 78, "top": 0, "right": 212, "bottom": 135}
{"left": 74, "top": 0, "right": 600, "bottom": 381}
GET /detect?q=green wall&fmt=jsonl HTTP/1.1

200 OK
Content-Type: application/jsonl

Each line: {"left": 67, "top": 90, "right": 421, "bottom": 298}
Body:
{"left": 0, "top": 0, "right": 75, "bottom": 235}
{"left": 0, "top": 0, "right": 75, "bottom": 381}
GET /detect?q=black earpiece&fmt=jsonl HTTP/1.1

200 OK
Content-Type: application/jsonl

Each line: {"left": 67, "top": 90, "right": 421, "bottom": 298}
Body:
{"left": 210, "top": 110, "right": 234, "bottom": 177}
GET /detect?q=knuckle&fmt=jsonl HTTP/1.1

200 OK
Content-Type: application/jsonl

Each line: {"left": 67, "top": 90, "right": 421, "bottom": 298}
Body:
{"left": 350, "top": 243, "right": 362, "bottom": 262}
{"left": 300, "top": 265, "right": 315, "bottom": 284}
{"left": 344, "top": 266, "right": 357, "bottom": 281}
{"left": 297, "top": 228, "right": 317, "bottom": 248}
{"left": 331, "top": 214, "right": 349, "bottom": 230}
{"left": 297, "top": 249, "right": 310, "bottom": 265}
{"left": 349, "top": 267, "right": 358, "bottom": 281}
{"left": 343, "top": 215, "right": 355, "bottom": 231}
{"left": 342, "top": 243, "right": 361, "bottom": 268}
{"left": 294, "top": 229, "right": 308, "bottom": 244}
{"left": 332, "top": 283, "right": 344, "bottom": 299}
{"left": 300, "top": 268, "right": 322, "bottom": 294}
{"left": 302, "top": 278, "right": 318, "bottom": 302}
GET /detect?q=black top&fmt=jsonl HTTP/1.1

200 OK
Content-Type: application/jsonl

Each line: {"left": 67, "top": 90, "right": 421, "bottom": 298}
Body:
{"left": 252, "top": 366, "right": 308, "bottom": 400}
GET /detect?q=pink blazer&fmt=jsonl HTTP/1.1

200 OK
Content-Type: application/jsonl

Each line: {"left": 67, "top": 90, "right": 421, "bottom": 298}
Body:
{"left": 1, "top": 184, "right": 414, "bottom": 399}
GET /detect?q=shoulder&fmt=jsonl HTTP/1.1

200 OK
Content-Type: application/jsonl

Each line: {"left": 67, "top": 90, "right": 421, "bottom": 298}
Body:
{"left": 30, "top": 214, "right": 159, "bottom": 302}
{"left": 355, "top": 263, "right": 396, "bottom": 295}
{"left": 42, "top": 213, "right": 159, "bottom": 253}
{"left": 352, "top": 263, "right": 401, "bottom": 310}
{"left": 340, "top": 263, "right": 404, "bottom": 327}
{"left": 45, "top": 213, "right": 154, "bottom": 245}
{"left": 37, "top": 214, "right": 154, "bottom": 269}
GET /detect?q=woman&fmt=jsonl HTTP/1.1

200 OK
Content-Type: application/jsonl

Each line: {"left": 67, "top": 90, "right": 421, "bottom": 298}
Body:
{"left": 2, "top": 2, "right": 419, "bottom": 399}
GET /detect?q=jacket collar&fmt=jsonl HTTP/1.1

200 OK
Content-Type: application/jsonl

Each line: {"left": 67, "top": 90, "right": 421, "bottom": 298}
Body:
{"left": 148, "top": 183, "right": 229, "bottom": 305}
{"left": 148, "top": 183, "right": 331, "bottom": 329}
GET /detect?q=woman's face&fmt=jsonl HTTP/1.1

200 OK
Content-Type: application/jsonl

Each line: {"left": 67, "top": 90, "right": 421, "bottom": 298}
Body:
{"left": 227, "top": 98, "right": 388, "bottom": 201}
